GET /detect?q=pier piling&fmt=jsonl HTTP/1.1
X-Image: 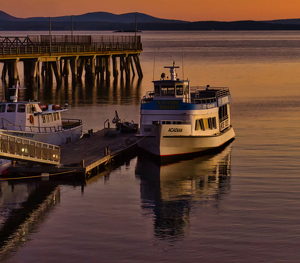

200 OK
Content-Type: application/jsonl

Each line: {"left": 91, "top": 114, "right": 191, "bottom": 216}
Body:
{"left": 0, "top": 34, "right": 143, "bottom": 88}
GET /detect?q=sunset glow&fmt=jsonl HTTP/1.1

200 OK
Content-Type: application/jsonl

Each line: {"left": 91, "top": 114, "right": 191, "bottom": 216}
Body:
{"left": 2, "top": 0, "right": 300, "bottom": 21}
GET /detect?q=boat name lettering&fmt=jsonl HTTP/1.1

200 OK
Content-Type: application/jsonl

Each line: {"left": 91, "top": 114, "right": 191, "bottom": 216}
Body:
{"left": 12, "top": 132, "right": 34, "bottom": 138}
{"left": 155, "top": 101, "right": 180, "bottom": 110}
{"left": 168, "top": 128, "right": 183, "bottom": 132}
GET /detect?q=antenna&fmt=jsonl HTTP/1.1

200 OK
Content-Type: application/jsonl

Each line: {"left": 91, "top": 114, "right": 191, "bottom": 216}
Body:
{"left": 182, "top": 48, "right": 184, "bottom": 80}
{"left": 135, "top": 12, "right": 137, "bottom": 51}
{"left": 71, "top": 15, "right": 73, "bottom": 41}
{"left": 36, "top": 75, "right": 39, "bottom": 101}
{"left": 49, "top": 17, "right": 52, "bottom": 55}
{"left": 153, "top": 47, "right": 156, "bottom": 81}
{"left": 9, "top": 82, "right": 26, "bottom": 102}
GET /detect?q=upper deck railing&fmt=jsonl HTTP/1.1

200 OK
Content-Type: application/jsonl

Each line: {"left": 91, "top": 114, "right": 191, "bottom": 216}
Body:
{"left": 0, "top": 35, "right": 142, "bottom": 56}
{"left": 0, "top": 118, "right": 82, "bottom": 133}
{"left": 190, "top": 86, "right": 230, "bottom": 98}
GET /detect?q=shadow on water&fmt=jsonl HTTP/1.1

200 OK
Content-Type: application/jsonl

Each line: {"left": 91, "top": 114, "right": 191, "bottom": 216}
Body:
{"left": 0, "top": 181, "right": 60, "bottom": 261}
{"left": 135, "top": 143, "right": 233, "bottom": 241}
{"left": 0, "top": 146, "right": 138, "bottom": 261}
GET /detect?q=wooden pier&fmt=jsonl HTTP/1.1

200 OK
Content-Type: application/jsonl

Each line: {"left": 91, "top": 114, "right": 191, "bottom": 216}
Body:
{"left": 0, "top": 35, "right": 143, "bottom": 88}
{"left": 6, "top": 128, "right": 140, "bottom": 180}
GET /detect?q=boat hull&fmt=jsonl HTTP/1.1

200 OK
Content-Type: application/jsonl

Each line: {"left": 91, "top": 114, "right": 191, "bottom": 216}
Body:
{"left": 0, "top": 125, "right": 83, "bottom": 146}
{"left": 137, "top": 126, "right": 235, "bottom": 156}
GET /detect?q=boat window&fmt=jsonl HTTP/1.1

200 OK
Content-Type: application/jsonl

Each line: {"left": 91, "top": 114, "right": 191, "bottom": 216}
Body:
{"left": 172, "top": 121, "right": 182, "bottom": 124}
{"left": 161, "top": 86, "right": 175, "bottom": 96}
{"left": 161, "top": 121, "right": 171, "bottom": 124}
{"left": 27, "top": 104, "right": 36, "bottom": 113}
{"left": 208, "top": 118, "right": 212, "bottom": 129}
{"left": 176, "top": 85, "right": 183, "bottom": 96}
{"left": 219, "top": 105, "right": 228, "bottom": 120}
{"left": 7, "top": 104, "right": 16, "bottom": 112}
{"left": 0, "top": 104, "right": 5, "bottom": 112}
{"left": 212, "top": 117, "right": 217, "bottom": 129}
{"left": 17, "top": 104, "right": 26, "bottom": 113}
{"left": 195, "top": 119, "right": 205, "bottom": 131}
{"left": 155, "top": 85, "right": 160, "bottom": 96}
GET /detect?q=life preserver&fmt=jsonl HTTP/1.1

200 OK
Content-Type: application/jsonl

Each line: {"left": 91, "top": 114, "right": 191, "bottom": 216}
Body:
{"left": 30, "top": 115, "right": 34, "bottom": 124}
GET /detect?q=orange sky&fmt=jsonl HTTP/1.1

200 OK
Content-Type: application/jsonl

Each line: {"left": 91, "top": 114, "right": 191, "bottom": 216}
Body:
{"left": 2, "top": 0, "right": 300, "bottom": 21}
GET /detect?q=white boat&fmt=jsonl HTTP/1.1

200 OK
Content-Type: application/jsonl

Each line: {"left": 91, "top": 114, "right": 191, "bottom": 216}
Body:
{"left": 137, "top": 62, "right": 235, "bottom": 157}
{"left": 0, "top": 86, "right": 83, "bottom": 146}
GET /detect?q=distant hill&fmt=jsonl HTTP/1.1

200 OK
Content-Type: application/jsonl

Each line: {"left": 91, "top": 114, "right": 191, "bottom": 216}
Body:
{"left": 1, "top": 10, "right": 300, "bottom": 30}
{"left": 0, "top": 11, "right": 186, "bottom": 24}
{"left": 0, "top": 10, "right": 21, "bottom": 21}
{"left": 264, "top": 19, "right": 300, "bottom": 25}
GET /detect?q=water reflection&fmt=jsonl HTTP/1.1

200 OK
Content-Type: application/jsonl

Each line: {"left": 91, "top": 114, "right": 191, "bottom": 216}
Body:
{"left": 0, "top": 70, "right": 142, "bottom": 106}
{"left": 136, "top": 145, "right": 232, "bottom": 241}
{"left": 0, "top": 181, "right": 60, "bottom": 261}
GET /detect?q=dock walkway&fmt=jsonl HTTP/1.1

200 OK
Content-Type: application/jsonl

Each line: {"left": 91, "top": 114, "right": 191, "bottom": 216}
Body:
{"left": 61, "top": 129, "right": 138, "bottom": 171}
{"left": 6, "top": 129, "right": 139, "bottom": 179}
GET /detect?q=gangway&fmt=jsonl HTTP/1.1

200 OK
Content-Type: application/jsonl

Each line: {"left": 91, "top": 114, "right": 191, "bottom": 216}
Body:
{"left": 0, "top": 133, "right": 60, "bottom": 165}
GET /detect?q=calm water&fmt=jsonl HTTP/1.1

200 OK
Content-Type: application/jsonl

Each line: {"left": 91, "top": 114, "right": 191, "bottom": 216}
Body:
{"left": 1, "top": 31, "right": 300, "bottom": 262}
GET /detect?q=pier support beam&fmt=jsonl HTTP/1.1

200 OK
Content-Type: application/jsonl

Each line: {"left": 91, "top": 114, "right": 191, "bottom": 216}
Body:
{"left": 63, "top": 59, "right": 70, "bottom": 76}
{"left": 112, "top": 56, "right": 119, "bottom": 79}
{"left": 125, "top": 56, "right": 131, "bottom": 81}
{"left": 133, "top": 55, "right": 143, "bottom": 79}
{"left": 46, "top": 62, "right": 53, "bottom": 83}
{"left": 99, "top": 57, "right": 105, "bottom": 81}
{"left": 30, "top": 59, "right": 38, "bottom": 79}
{"left": 130, "top": 56, "right": 136, "bottom": 78}
{"left": 7, "top": 60, "right": 19, "bottom": 86}
{"left": 70, "top": 57, "right": 78, "bottom": 81}
{"left": 1, "top": 63, "right": 8, "bottom": 81}
{"left": 120, "top": 56, "right": 125, "bottom": 79}
{"left": 77, "top": 59, "right": 85, "bottom": 79}
{"left": 51, "top": 61, "right": 61, "bottom": 84}
{"left": 91, "top": 57, "right": 96, "bottom": 79}
{"left": 85, "top": 57, "right": 95, "bottom": 80}
{"left": 105, "top": 56, "right": 111, "bottom": 80}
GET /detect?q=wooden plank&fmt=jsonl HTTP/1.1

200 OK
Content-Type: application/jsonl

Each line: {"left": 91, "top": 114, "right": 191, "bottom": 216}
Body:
{"left": 60, "top": 129, "right": 138, "bottom": 169}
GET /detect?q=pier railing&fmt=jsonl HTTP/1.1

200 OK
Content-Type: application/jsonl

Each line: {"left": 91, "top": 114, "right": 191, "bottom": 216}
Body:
{"left": 0, "top": 133, "right": 60, "bottom": 165}
{"left": 0, "top": 35, "right": 142, "bottom": 56}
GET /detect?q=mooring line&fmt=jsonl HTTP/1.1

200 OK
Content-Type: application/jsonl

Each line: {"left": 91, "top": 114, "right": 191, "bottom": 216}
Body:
{"left": 0, "top": 170, "right": 76, "bottom": 181}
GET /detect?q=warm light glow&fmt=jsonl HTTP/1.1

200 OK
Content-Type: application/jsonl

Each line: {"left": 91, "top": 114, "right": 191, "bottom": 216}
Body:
{"left": 2, "top": 0, "right": 300, "bottom": 22}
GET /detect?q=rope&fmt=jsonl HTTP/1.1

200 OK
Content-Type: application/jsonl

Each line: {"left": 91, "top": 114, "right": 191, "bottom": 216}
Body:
{"left": 0, "top": 170, "right": 76, "bottom": 181}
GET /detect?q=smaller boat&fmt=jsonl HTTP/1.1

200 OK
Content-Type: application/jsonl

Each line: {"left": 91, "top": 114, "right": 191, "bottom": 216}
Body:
{"left": 0, "top": 85, "right": 83, "bottom": 146}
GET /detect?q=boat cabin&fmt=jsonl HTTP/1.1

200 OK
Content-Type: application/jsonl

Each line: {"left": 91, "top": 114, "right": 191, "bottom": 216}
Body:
{"left": 148, "top": 63, "right": 190, "bottom": 102}
{"left": 0, "top": 101, "right": 65, "bottom": 132}
{"left": 152, "top": 80, "right": 190, "bottom": 102}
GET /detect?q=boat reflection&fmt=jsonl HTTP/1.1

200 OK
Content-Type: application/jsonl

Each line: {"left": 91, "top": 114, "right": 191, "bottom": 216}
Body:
{"left": 0, "top": 180, "right": 60, "bottom": 260}
{"left": 136, "top": 144, "right": 232, "bottom": 240}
